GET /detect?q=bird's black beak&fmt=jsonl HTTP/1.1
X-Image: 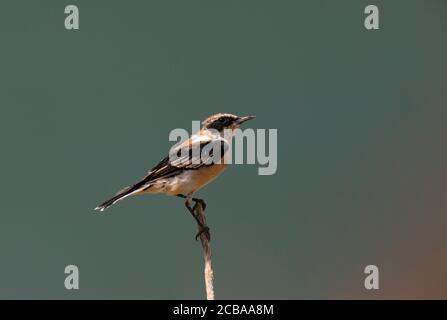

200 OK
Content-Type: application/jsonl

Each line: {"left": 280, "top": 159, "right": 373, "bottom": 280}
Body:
{"left": 235, "top": 115, "right": 255, "bottom": 125}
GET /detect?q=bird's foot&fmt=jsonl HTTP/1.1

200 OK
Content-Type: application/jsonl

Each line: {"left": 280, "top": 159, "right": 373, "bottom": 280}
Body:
{"left": 177, "top": 194, "right": 207, "bottom": 211}
{"left": 192, "top": 198, "right": 207, "bottom": 211}
{"left": 195, "top": 225, "right": 211, "bottom": 241}
{"left": 179, "top": 194, "right": 210, "bottom": 241}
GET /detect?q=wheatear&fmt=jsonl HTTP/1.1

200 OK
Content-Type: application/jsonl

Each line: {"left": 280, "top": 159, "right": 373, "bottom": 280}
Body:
{"left": 95, "top": 113, "right": 255, "bottom": 239}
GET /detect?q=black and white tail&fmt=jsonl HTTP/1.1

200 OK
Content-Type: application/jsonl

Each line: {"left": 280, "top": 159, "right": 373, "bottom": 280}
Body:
{"left": 94, "top": 185, "right": 143, "bottom": 212}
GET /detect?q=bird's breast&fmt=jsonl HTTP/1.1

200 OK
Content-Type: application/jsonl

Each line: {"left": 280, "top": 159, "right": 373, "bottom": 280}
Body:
{"left": 165, "top": 163, "right": 227, "bottom": 196}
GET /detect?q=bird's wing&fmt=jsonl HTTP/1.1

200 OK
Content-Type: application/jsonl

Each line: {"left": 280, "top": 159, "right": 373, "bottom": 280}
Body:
{"left": 144, "top": 135, "right": 229, "bottom": 182}
{"left": 120, "top": 135, "right": 228, "bottom": 193}
{"left": 95, "top": 135, "right": 229, "bottom": 211}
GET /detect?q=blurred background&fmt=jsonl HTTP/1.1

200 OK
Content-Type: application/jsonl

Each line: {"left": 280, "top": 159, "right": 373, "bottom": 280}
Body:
{"left": 0, "top": 0, "right": 446, "bottom": 299}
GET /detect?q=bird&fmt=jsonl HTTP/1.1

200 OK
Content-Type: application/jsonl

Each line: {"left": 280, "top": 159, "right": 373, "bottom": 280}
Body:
{"left": 94, "top": 113, "right": 255, "bottom": 239}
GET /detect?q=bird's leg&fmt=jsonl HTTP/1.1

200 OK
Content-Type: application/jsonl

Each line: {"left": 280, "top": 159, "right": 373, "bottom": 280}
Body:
{"left": 184, "top": 200, "right": 203, "bottom": 226}
{"left": 179, "top": 194, "right": 210, "bottom": 241}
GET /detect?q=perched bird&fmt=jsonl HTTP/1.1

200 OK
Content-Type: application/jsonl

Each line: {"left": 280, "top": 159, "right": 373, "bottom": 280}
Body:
{"left": 95, "top": 113, "right": 255, "bottom": 239}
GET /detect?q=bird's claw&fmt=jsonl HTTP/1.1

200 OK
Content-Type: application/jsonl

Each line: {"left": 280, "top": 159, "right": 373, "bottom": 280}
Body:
{"left": 193, "top": 198, "right": 207, "bottom": 211}
{"left": 195, "top": 225, "right": 210, "bottom": 241}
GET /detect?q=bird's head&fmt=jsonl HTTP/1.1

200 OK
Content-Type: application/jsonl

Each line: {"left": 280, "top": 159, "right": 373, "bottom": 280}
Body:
{"left": 201, "top": 113, "right": 255, "bottom": 133}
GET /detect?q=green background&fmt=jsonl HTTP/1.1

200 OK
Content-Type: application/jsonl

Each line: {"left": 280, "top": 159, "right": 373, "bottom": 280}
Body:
{"left": 1, "top": 1, "right": 446, "bottom": 299}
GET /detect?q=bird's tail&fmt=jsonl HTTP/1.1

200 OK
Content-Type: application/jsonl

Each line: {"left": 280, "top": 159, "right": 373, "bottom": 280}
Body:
{"left": 94, "top": 185, "right": 141, "bottom": 212}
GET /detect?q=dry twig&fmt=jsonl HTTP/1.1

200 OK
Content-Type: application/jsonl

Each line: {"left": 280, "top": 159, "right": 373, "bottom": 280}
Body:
{"left": 192, "top": 201, "right": 214, "bottom": 300}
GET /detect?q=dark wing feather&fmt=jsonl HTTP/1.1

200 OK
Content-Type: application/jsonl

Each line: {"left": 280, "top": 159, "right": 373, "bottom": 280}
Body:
{"left": 145, "top": 138, "right": 229, "bottom": 182}
{"left": 95, "top": 138, "right": 229, "bottom": 211}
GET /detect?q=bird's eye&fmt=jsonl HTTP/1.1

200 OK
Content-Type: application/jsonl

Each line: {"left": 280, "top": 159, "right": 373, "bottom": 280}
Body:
{"left": 218, "top": 117, "right": 225, "bottom": 123}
